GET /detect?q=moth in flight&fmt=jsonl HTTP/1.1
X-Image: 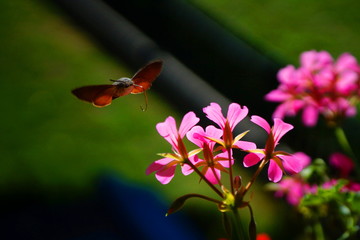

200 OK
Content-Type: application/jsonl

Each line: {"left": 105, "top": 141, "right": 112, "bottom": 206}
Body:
{"left": 72, "top": 60, "right": 163, "bottom": 109}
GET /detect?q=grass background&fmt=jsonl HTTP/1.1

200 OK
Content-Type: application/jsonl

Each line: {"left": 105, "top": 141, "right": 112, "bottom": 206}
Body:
{"left": 0, "top": 0, "right": 179, "bottom": 196}
{"left": 1, "top": 0, "right": 359, "bottom": 239}
{"left": 189, "top": 0, "right": 360, "bottom": 64}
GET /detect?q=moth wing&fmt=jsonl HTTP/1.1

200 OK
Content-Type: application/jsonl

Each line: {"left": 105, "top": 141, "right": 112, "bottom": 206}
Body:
{"left": 92, "top": 90, "right": 115, "bottom": 107}
{"left": 72, "top": 85, "right": 113, "bottom": 103}
{"left": 131, "top": 60, "right": 163, "bottom": 94}
{"left": 72, "top": 85, "right": 117, "bottom": 107}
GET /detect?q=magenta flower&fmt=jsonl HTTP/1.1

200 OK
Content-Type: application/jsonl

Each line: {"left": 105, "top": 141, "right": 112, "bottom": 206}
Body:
{"left": 274, "top": 177, "right": 313, "bottom": 206}
{"left": 300, "top": 50, "right": 333, "bottom": 71}
{"left": 203, "top": 102, "right": 256, "bottom": 150}
{"left": 146, "top": 112, "right": 200, "bottom": 184}
{"left": 186, "top": 125, "right": 232, "bottom": 184}
{"left": 266, "top": 50, "right": 360, "bottom": 127}
{"left": 323, "top": 179, "right": 360, "bottom": 193}
{"left": 243, "top": 116, "right": 304, "bottom": 182}
{"left": 329, "top": 152, "right": 355, "bottom": 178}
{"left": 343, "top": 182, "right": 360, "bottom": 192}
{"left": 273, "top": 152, "right": 312, "bottom": 205}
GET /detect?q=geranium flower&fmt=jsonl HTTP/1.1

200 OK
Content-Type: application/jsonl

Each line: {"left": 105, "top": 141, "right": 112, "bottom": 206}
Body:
{"left": 186, "top": 125, "right": 232, "bottom": 184}
{"left": 274, "top": 176, "right": 315, "bottom": 206}
{"left": 329, "top": 152, "right": 355, "bottom": 178}
{"left": 265, "top": 50, "right": 360, "bottom": 127}
{"left": 146, "top": 112, "right": 199, "bottom": 184}
{"left": 202, "top": 102, "right": 256, "bottom": 150}
{"left": 243, "top": 116, "right": 304, "bottom": 182}
{"left": 322, "top": 179, "right": 360, "bottom": 193}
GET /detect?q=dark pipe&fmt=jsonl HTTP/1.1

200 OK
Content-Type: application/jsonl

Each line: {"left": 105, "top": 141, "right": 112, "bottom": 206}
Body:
{"left": 51, "top": 0, "right": 267, "bottom": 143}
{"left": 102, "top": 0, "right": 281, "bottom": 118}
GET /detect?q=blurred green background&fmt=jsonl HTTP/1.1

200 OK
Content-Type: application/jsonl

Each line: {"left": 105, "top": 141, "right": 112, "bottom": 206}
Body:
{"left": 190, "top": 0, "right": 360, "bottom": 63}
{"left": 0, "top": 0, "right": 359, "bottom": 239}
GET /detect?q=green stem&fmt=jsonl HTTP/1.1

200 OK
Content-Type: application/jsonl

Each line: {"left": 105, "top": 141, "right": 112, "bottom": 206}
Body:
{"left": 313, "top": 218, "right": 325, "bottom": 240}
{"left": 227, "top": 147, "right": 235, "bottom": 195}
{"left": 210, "top": 165, "right": 223, "bottom": 187}
{"left": 243, "top": 159, "right": 267, "bottom": 197}
{"left": 334, "top": 127, "right": 360, "bottom": 175}
{"left": 231, "top": 207, "right": 247, "bottom": 240}
{"left": 185, "top": 159, "right": 223, "bottom": 197}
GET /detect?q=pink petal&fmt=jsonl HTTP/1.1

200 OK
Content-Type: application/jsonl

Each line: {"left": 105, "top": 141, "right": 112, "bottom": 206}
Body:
{"left": 329, "top": 152, "right": 354, "bottom": 177}
{"left": 265, "top": 89, "right": 290, "bottom": 102}
{"left": 313, "top": 67, "right": 334, "bottom": 88}
{"left": 205, "top": 125, "right": 223, "bottom": 149}
{"left": 145, "top": 158, "right": 175, "bottom": 175}
{"left": 181, "top": 155, "right": 198, "bottom": 175}
{"left": 155, "top": 166, "right": 176, "bottom": 184}
{"left": 204, "top": 167, "right": 221, "bottom": 184}
{"left": 215, "top": 150, "right": 234, "bottom": 168}
{"left": 156, "top": 117, "right": 178, "bottom": 147}
{"left": 243, "top": 152, "right": 263, "bottom": 167}
{"left": 272, "top": 118, "right": 294, "bottom": 144}
{"left": 300, "top": 50, "right": 333, "bottom": 71}
{"left": 286, "top": 181, "right": 305, "bottom": 205}
{"left": 250, "top": 115, "right": 271, "bottom": 133}
{"left": 203, "top": 102, "right": 226, "bottom": 129}
{"left": 179, "top": 111, "right": 200, "bottom": 138}
{"left": 272, "top": 104, "right": 288, "bottom": 119}
{"left": 206, "top": 125, "right": 223, "bottom": 138}
{"left": 336, "top": 53, "right": 360, "bottom": 72}
{"left": 277, "top": 65, "right": 297, "bottom": 85}
{"left": 293, "top": 152, "right": 311, "bottom": 169}
{"left": 302, "top": 105, "right": 319, "bottom": 127}
{"left": 186, "top": 125, "right": 205, "bottom": 147}
{"left": 268, "top": 160, "right": 283, "bottom": 182}
{"left": 281, "top": 155, "right": 303, "bottom": 174}
{"left": 233, "top": 140, "right": 256, "bottom": 150}
{"left": 336, "top": 71, "right": 358, "bottom": 95}
{"left": 275, "top": 178, "right": 305, "bottom": 205}
{"left": 227, "top": 103, "right": 248, "bottom": 130}
{"left": 344, "top": 104, "right": 357, "bottom": 117}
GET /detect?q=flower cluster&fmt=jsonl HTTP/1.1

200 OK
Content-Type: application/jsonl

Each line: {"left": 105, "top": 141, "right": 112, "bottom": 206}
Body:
{"left": 147, "top": 103, "right": 305, "bottom": 186}
{"left": 265, "top": 50, "right": 360, "bottom": 240}
{"left": 266, "top": 50, "right": 360, "bottom": 127}
{"left": 147, "top": 102, "right": 307, "bottom": 239}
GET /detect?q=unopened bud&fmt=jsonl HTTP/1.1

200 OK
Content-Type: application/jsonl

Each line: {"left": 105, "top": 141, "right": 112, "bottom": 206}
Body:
{"left": 234, "top": 175, "right": 242, "bottom": 190}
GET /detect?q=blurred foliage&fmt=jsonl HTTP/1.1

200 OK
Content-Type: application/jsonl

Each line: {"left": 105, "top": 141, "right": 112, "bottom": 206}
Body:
{"left": 189, "top": 0, "right": 360, "bottom": 64}
{"left": 0, "top": 0, "right": 182, "bottom": 198}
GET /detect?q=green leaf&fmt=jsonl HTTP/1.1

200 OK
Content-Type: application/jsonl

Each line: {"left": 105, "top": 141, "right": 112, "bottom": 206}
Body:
{"left": 166, "top": 193, "right": 221, "bottom": 216}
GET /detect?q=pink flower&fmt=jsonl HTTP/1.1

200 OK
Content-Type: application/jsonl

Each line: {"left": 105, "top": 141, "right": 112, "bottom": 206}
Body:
{"left": 265, "top": 66, "right": 306, "bottom": 119}
{"left": 186, "top": 125, "right": 232, "bottom": 184}
{"left": 343, "top": 182, "right": 360, "bottom": 192}
{"left": 329, "top": 152, "right": 355, "bottom": 178}
{"left": 300, "top": 50, "right": 333, "bottom": 72}
{"left": 146, "top": 112, "right": 199, "bottom": 184}
{"left": 322, "top": 179, "right": 360, "bottom": 193}
{"left": 266, "top": 50, "right": 360, "bottom": 127}
{"left": 203, "top": 102, "right": 256, "bottom": 150}
{"left": 243, "top": 116, "right": 305, "bottom": 182}
{"left": 275, "top": 177, "right": 314, "bottom": 206}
